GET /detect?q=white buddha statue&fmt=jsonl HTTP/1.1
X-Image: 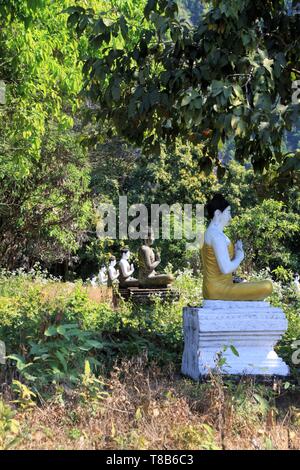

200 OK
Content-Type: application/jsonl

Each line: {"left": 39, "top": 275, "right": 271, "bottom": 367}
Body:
{"left": 90, "top": 275, "right": 98, "bottom": 288}
{"left": 107, "top": 256, "right": 119, "bottom": 287}
{"left": 98, "top": 265, "right": 108, "bottom": 285}
{"left": 294, "top": 273, "right": 300, "bottom": 294}
{"left": 118, "top": 247, "right": 139, "bottom": 288}
{"left": 201, "top": 194, "right": 273, "bottom": 300}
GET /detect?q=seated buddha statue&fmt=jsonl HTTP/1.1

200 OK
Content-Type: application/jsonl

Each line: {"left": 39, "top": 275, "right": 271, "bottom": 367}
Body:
{"left": 138, "top": 228, "right": 174, "bottom": 288}
{"left": 201, "top": 194, "right": 273, "bottom": 301}
{"left": 107, "top": 256, "right": 120, "bottom": 287}
{"left": 98, "top": 265, "right": 108, "bottom": 286}
{"left": 118, "top": 247, "right": 139, "bottom": 288}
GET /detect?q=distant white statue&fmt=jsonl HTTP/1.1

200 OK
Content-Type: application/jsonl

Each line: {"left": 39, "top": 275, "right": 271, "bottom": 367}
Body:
{"left": 294, "top": 273, "right": 300, "bottom": 294}
{"left": 90, "top": 275, "right": 98, "bottom": 288}
{"left": 98, "top": 265, "right": 108, "bottom": 285}
{"left": 119, "top": 247, "right": 139, "bottom": 287}
{"left": 107, "top": 256, "right": 119, "bottom": 287}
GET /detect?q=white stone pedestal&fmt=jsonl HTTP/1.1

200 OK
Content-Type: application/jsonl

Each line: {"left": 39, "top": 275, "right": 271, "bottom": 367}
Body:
{"left": 181, "top": 301, "right": 289, "bottom": 379}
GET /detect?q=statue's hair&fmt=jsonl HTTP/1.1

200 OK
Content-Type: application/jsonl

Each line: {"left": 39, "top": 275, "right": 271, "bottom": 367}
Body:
{"left": 206, "top": 193, "right": 230, "bottom": 220}
{"left": 120, "top": 246, "right": 130, "bottom": 253}
{"left": 109, "top": 256, "right": 116, "bottom": 262}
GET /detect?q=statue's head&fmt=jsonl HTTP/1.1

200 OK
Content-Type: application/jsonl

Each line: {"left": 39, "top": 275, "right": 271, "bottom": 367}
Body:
{"left": 206, "top": 193, "right": 231, "bottom": 227}
{"left": 143, "top": 227, "right": 155, "bottom": 246}
{"left": 109, "top": 256, "right": 116, "bottom": 267}
{"left": 100, "top": 264, "right": 106, "bottom": 272}
{"left": 121, "top": 247, "right": 130, "bottom": 259}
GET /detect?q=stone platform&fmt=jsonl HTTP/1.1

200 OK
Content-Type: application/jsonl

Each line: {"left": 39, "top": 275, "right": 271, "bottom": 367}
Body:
{"left": 181, "top": 300, "right": 289, "bottom": 379}
{"left": 115, "top": 286, "right": 179, "bottom": 305}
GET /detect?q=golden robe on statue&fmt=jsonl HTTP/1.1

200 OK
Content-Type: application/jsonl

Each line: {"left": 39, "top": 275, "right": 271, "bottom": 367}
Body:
{"left": 201, "top": 242, "right": 273, "bottom": 301}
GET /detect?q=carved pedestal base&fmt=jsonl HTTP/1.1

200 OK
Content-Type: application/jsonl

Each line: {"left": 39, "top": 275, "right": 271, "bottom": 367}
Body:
{"left": 116, "top": 287, "right": 179, "bottom": 305}
{"left": 181, "top": 300, "right": 289, "bottom": 379}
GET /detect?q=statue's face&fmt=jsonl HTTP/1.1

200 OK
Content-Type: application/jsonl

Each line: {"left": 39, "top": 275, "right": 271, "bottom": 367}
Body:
{"left": 221, "top": 206, "right": 232, "bottom": 226}
{"left": 214, "top": 205, "right": 232, "bottom": 227}
{"left": 110, "top": 260, "right": 116, "bottom": 267}
{"left": 123, "top": 250, "right": 130, "bottom": 259}
{"left": 146, "top": 236, "right": 154, "bottom": 246}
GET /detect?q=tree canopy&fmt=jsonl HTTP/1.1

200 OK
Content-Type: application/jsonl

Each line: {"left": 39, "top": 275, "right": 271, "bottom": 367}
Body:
{"left": 65, "top": 0, "right": 300, "bottom": 174}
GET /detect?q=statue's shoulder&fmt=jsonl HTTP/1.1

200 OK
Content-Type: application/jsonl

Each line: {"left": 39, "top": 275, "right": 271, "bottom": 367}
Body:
{"left": 139, "top": 245, "right": 149, "bottom": 252}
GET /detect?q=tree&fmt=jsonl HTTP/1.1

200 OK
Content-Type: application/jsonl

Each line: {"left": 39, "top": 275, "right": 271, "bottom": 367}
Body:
{"left": 227, "top": 199, "right": 300, "bottom": 272}
{"left": 65, "top": 0, "right": 300, "bottom": 176}
{"left": 0, "top": 0, "right": 97, "bottom": 269}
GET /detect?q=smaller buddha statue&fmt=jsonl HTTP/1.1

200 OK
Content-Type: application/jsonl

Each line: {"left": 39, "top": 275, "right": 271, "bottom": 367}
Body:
{"left": 107, "top": 256, "right": 119, "bottom": 287}
{"left": 138, "top": 227, "right": 174, "bottom": 288}
{"left": 98, "top": 265, "right": 108, "bottom": 285}
{"left": 294, "top": 273, "right": 300, "bottom": 294}
{"left": 119, "top": 247, "right": 139, "bottom": 288}
{"left": 90, "top": 275, "right": 98, "bottom": 288}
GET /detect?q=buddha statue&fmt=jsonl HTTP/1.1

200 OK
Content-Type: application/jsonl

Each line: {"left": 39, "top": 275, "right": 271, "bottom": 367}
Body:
{"left": 118, "top": 247, "right": 139, "bottom": 288}
{"left": 294, "top": 273, "right": 300, "bottom": 294}
{"left": 201, "top": 194, "right": 273, "bottom": 301}
{"left": 138, "top": 227, "right": 174, "bottom": 288}
{"left": 90, "top": 275, "right": 98, "bottom": 287}
{"left": 107, "top": 256, "right": 119, "bottom": 287}
{"left": 98, "top": 265, "right": 108, "bottom": 285}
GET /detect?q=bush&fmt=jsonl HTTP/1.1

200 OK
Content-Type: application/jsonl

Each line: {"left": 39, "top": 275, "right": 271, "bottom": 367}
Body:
{"left": 227, "top": 199, "right": 300, "bottom": 273}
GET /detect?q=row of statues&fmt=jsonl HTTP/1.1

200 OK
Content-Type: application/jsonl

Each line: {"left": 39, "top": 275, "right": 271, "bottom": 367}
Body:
{"left": 91, "top": 193, "right": 297, "bottom": 301}
{"left": 91, "top": 229, "right": 174, "bottom": 289}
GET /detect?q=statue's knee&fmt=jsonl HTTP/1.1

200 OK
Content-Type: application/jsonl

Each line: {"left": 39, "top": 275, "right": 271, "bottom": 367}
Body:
{"left": 265, "top": 280, "right": 273, "bottom": 296}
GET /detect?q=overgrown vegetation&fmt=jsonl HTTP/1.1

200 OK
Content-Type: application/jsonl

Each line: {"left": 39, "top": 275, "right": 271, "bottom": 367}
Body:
{"left": 0, "top": 268, "right": 299, "bottom": 449}
{"left": 0, "top": 0, "right": 299, "bottom": 451}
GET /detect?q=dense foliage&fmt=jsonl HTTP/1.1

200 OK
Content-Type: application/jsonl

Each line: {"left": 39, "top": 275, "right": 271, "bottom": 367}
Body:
{"left": 65, "top": 0, "right": 299, "bottom": 174}
{"left": 0, "top": 2, "right": 299, "bottom": 451}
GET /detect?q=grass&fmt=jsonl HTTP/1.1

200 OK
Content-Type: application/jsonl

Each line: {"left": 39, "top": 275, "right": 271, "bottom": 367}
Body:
{"left": 0, "top": 269, "right": 299, "bottom": 450}
{"left": 1, "top": 356, "right": 300, "bottom": 450}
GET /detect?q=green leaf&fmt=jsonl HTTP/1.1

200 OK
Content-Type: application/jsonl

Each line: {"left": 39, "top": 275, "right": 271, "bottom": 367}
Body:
{"left": 263, "top": 57, "right": 274, "bottom": 75}
{"left": 44, "top": 325, "right": 57, "bottom": 337}
{"left": 57, "top": 325, "right": 68, "bottom": 337}
{"left": 230, "top": 345, "right": 239, "bottom": 357}
{"left": 67, "top": 12, "right": 80, "bottom": 28}
{"left": 94, "top": 18, "right": 106, "bottom": 34}
{"left": 55, "top": 351, "right": 68, "bottom": 372}
{"left": 211, "top": 80, "right": 224, "bottom": 97}
{"left": 119, "top": 15, "right": 128, "bottom": 40}
{"left": 279, "top": 153, "right": 300, "bottom": 173}
{"left": 144, "top": 0, "right": 157, "bottom": 19}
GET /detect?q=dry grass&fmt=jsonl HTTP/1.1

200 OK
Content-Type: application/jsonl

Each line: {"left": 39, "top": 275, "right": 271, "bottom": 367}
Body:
{"left": 8, "top": 357, "right": 300, "bottom": 450}
{"left": 40, "top": 282, "right": 113, "bottom": 304}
